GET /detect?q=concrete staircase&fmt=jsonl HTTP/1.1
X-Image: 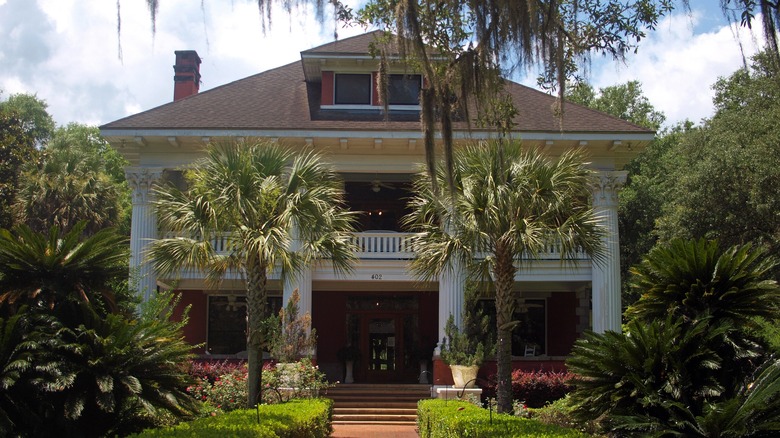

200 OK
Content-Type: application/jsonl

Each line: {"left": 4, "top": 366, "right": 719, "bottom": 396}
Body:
{"left": 324, "top": 383, "right": 432, "bottom": 425}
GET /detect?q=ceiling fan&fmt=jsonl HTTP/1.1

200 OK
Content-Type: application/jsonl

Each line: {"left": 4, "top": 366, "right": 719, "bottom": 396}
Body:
{"left": 370, "top": 180, "right": 396, "bottom": 193}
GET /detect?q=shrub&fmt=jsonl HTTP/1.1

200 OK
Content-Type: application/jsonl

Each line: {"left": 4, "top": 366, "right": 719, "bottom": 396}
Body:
{"left": 263, "top": 358, "right": 332, "bottom": 402}
{"left": 417, "top": 399, "right": 587, "bottom": 438}
{"left": 189, "top": 359, "right": 247, "bottom": 384}
{"left": 532, "top": 396, "right": 601, "bottom": 435}
{"left": 130, "top": 398, "right": 333, "bottom": 438}
{"left": 510, "top": 369, "right": 573, "bottom": 408}
{"left": 190, "top": 359, "right": 329, "bottom": 410}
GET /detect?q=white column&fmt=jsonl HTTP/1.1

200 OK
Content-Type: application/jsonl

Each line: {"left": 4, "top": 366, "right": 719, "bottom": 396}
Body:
{"left": 591, "top": 171, "right": 626, "bottom": 333}
{"left": 126, "top": 167, "right": 163, "bottom": 302}
{"left": 437, "top": 258, "right": 465, "bottom": 350}
{"left": 283, "top": 224, "right": 312, "bottom": 318}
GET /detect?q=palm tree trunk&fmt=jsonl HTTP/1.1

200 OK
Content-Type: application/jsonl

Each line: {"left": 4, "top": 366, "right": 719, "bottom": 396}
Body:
{"left": 493, "top": 245, "right": 516, "bottom": 414}
{"left": 246, "top": 256, "right": 269, "bottom": 408}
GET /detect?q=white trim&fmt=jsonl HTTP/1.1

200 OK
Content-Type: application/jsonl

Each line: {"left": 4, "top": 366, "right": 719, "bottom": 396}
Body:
{"left": 101, "top": 128, "right": 655, "bottom": 143}
{"left": 320, "top": 104, "right": 421, "bottom": 111}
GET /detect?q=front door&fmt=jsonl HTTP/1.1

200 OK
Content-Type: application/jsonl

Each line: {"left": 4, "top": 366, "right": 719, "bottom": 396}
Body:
{"left": 345, "top": 294, "right": 421, "bottom": 383}
{"left": 365, "top": 315, "right": 402, "bottom": 382}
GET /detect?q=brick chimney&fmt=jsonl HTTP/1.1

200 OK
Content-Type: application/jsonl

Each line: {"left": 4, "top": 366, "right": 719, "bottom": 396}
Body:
{"left": 173, "top": 50, "right": 201, "bottom": 101}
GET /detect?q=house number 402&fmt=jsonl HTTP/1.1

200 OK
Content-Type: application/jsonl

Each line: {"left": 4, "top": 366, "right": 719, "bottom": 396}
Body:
{"left": 371, "top": 274, "right": 383, "bottom": 280}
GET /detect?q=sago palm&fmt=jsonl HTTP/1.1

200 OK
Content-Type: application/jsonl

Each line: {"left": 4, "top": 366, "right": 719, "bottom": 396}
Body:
{"left": 404, "top": 140, "right": 604, "bottom": 413}
{"left": 626, "top": 238, "right": 780, "bottom": 327}
{"left": 150, "top": 140, "right": 355, "bottom": 408}
{"left": 627, "top": 239, "right": 780, "bottom": 400}
{"left": 0, "top": 222, "right": 128, "bottom": 316}
{"left": 45, "top": 296, "right": 200, "bottom": 437}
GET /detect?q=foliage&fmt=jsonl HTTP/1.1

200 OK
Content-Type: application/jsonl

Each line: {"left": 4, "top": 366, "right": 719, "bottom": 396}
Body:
{"left": 626, "top": 238, "right": 780, "bottom": 326}
{"left": 440, "top": 286, "right": 492, "bottom": 367}
{"left": 130, "top": 398, "right": 333, "bottom": 438}
{"left": 189, "top": 359, "right": 247, "bottom": 384}
{"left": 0, "top": 293, "right": 200, "bottom": 437}
{"left": 45, "top": 295, "right": 200, "bottom": 437}
{"left": 0, "top": 222, "right": 128, "bottom": 317}
{"left": 566, "top": 80, "right": 666, "bottom": 130}
{"left": 405, "top": 139, "right": 603, "bottom": 413}
{"left": 263, "top": 358, "right": 332, "bottom": 402}
{"left": 617, "top": 122, "right": 689, "bottom": 305}
{"left": 189, "top": 358, "right": 330, "bottom": 412}
{"left": 13, "top": 123, "right": 131, "bottom": 236}
{"left": 568, "top": 239, "right": 780, "bottom": 436}
{"left": 569, "top": 322, "right": 780, "bottom": 436}
{"left": 562, "top": 79, "right": 669, "bottom": 306}
{"left": 440, "top": 315, "right": 485, "bottom": 367}
{"left": 0, "top": 92, "right": 55, "bottom": 145}
{"left": 150, "top": 139, "right": 355, "bottom": 408}
{"left": 532, "top": 396, "right": 601, "bottom": 435}
{"left": 416, "top": 399, "right": 588, "bottom": 438}
{"left": 0, "top": 110, "right": 37, "bottom": 229}
{"left": 654, "top": 52, "right": 780, "bottom": 267}
{"left": 199, "top": 368, "right": 250, "bottom": 412}
{"left": 510, "top": 370, "right": 573, "bottom": 409}
{"left": 0, "top": 309, "right": 64, "bottom": 435}
{"left": 269, "top": 289, "right": 317, "bottom": 363}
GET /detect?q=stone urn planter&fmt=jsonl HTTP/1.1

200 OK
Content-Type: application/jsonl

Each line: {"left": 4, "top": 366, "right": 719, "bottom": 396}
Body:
{"left": 450, "top": 364, "right": 479, "bottom": 388}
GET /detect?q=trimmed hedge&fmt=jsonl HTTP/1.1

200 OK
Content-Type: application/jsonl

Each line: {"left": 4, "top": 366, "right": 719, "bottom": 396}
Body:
{"left": 417, "top": 399, "right": 587, "bottom": 438}
{"left": 131, "top": 398, "right": 333, "bottom": 437}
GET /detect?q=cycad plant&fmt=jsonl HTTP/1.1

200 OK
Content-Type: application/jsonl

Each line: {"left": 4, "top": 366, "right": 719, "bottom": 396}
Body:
{"left": 567, "top": 239, "right": 780, "bottom": 436}
{"left": 0, "top": 222, "right": 128, "bottom": 317}
{"left": 150, "top": 140, "right": 355, "bottom": 407}
{"left": 44, "top": 295, "right": 199, "bottom": 437}
{"left": 405, "top": 140, "right": 604, "bottom": 413}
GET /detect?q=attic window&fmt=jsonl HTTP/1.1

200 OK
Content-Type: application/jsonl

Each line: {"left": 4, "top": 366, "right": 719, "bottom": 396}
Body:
{"left": 387, "top": 74, "right": 421, "bottom": 105}
{"left": 335, "top": 74, "right": 372, "bottom": 105}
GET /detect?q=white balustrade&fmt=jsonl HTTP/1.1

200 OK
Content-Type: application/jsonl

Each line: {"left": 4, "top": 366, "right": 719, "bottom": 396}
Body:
{"left": 159, "top": 231, "right": 590, "bottom": 261}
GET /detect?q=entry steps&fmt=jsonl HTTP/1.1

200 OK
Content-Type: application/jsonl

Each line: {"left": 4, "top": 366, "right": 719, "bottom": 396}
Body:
{"left": 324, "top": 383, "right": 432, "bottom": 425}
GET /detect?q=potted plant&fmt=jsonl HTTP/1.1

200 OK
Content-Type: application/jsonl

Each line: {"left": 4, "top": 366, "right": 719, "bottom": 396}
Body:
{"left": 337, "top": 345, "right": 361, "bottom": 383}
{"left": 440, "top": 286, "right": 494, "bottom": 388}
{"left": 440, "top": 315, "right": 485, "bottom": 387}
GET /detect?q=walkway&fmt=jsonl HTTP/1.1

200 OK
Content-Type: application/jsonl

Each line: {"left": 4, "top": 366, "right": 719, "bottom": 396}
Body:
{"left": 331, "top": 424, "right": 419, "bottom": 437}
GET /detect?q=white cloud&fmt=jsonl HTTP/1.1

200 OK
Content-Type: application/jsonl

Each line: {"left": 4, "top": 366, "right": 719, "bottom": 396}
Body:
{"left": 0, "top": 0, "right": 365, "bottom": 126}
{"left": 588, "top": 12, "right": 763, "bottom": 126}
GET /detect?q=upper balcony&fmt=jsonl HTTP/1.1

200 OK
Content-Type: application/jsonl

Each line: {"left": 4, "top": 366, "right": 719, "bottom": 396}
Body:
{"left": 174, "top": 231, "right": 591, "bottom": 261}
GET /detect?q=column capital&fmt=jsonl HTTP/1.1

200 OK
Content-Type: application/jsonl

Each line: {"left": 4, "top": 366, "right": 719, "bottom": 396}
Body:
{"left": 125, "top": 167, "right": 164, "bottom": 204}
{"left": 592, "top": 170, "right": 627, "bottom": 207}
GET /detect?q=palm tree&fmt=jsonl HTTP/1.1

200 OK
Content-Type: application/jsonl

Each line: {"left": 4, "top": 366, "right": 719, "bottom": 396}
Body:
{"left": 149, "top": 140, "right": 355, "bottom": 408}
{"left": 404, "top": 140, "right": 604, "bottom": 413}
{"left": 0, "top": 222, "right": 128, "bottom": 316}
{"left": 13, "top": 124, "right": 129, "bottom": 236}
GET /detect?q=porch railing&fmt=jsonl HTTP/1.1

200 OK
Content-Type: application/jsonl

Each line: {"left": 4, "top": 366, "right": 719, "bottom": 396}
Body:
{"left": 161, "top": 231, "right": 590, "bottom": 261}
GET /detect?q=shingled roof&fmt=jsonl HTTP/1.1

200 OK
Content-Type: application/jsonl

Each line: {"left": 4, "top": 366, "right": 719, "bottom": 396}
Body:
{"left": 100, "top": 32, "right": 652, "bottom": 135}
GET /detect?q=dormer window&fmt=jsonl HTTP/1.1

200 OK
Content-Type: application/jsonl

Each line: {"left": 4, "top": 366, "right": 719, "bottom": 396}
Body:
{"left": 335, "top": 74, "right": 372, "bottom": 105}
{"left": 322, "top": 71, "right": 422, "bottom": 109}
{"left": 387, "top": 74, "right": 421, "bottom": 105}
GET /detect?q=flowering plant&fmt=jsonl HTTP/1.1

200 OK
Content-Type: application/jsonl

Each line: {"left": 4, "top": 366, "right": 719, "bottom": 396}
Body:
{"left": 512, "top": 400, "right": 532, "bottom": 418}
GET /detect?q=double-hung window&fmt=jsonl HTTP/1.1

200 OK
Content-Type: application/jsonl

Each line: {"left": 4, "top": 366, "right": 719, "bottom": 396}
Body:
{"left": 335, "top": 73, "right": 372, "bottom": 105}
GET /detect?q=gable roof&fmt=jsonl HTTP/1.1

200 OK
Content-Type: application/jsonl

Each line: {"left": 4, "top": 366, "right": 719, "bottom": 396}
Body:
{"left": 100, "top": 32, "right": 652, "bottom": 136}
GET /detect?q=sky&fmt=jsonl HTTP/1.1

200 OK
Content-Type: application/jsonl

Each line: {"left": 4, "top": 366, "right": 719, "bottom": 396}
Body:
{"left": 0, "top": 0, "right": 766, "bottom": 129}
